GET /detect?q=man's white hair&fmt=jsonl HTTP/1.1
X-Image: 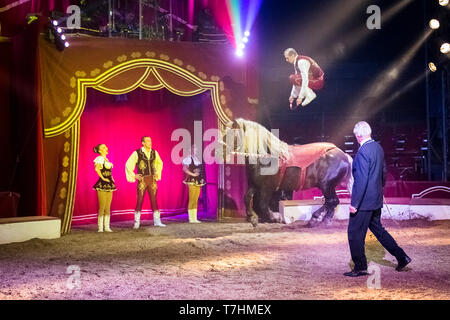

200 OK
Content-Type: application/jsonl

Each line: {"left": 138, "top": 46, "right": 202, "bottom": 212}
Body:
{"left": 284, "top": 48, "right": 297, "bottom": 56}
{"left": 353, "top": 121, "right": 372, "bottom": 138}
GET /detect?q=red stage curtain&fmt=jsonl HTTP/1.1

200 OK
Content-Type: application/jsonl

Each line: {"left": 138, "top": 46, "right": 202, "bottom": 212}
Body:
{"left": 73, "top": 87, "right": 218, "bottom": 224}
{"left": 8, "top": 20, "right": 46, "bottom": 217}
{"left": 0, "top": 39, "right": 14, "bottom": 192}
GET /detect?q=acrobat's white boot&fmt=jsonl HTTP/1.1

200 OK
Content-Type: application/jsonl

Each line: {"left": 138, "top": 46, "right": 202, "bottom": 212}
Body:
{"left": 104, "top": 215, "right": 113, "bottom": 232}
{"left": 133, "top": 211, "right": 141, "bottom": 229}
{"left": 153, "top": 210, "right": 166, "bottom": 227}
{"left": 301, "top": 88, "right": 316, "bottom": 106}
{"left": 98, "top": 215, "right": 104, "bottom": 232}
{"left": 189, "top": 209, "right": 201, "bottom": 223}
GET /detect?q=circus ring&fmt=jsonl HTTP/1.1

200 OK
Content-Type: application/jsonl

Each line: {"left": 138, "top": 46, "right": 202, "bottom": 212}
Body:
{"left": 39, "top": 36, "right": 256, "bottom": 235}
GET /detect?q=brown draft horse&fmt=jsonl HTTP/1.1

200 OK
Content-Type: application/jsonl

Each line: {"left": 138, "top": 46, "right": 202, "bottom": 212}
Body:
{"left": 221, "top": 118, "right": 353, "bottom": 227}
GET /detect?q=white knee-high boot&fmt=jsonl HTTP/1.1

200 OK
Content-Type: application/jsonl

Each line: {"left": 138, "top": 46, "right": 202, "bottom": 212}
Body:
{"left": 153, "top": 210, "right": 166, "bottom": 227}
{"left": 104, "top": 215, "right": 112, "bottom": 232}
{"left": 301, "top": 88, "right": 316, "bottom": 106}
{"left": 192, "top": 208, "right": 201, "bottom": 223}
{"left": 188, "top": 209, "right": 201, "bottom": 223}
{"left": 134, "top": 211, "right": 141, "bottom": 229}
{"left": 98, "top": 215, "right": 104, "bottom": 232}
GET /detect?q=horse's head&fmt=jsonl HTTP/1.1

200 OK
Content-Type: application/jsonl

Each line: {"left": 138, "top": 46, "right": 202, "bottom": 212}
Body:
{"left": 215, "top": 119, "right": 245, "bottom": 163}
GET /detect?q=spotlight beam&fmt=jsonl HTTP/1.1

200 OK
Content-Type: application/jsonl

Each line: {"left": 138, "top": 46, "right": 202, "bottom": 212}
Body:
{"left": 301, "top": 0, "right": 373, "bottom": 55}
{"left": 380, "top": 71, "right": 429, "bottom": 110}
{"left": 320, "top": 0, "right": 414, "bottom": 69}
{"left": 333, "top": 29, "right": 433, "bottom": 139}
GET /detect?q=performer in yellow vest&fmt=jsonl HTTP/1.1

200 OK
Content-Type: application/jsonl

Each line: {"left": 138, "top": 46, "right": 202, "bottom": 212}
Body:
{"left": 125, "top": 136, "right": 164, "bottom": 228}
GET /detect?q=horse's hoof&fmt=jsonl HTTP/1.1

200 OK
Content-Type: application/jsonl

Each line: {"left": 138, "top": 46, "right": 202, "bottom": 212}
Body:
{"left": 322, "top": 218, "right": 333, "bottom": 226}
{"left": 307, "top": 218, "right": 321, "bottom": 228}
{"left": 249, "top": 216, "right": 258, "bottom": 227}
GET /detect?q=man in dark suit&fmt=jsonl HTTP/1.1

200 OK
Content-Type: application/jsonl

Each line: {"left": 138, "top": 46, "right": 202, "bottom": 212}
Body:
{"left": 344, "top": 121, "right": 411, "bottom": 277}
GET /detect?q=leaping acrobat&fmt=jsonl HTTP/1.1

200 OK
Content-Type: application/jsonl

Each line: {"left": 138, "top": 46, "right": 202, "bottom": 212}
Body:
{"left": 284, "top": 48, "right": 325, "bottom": 110}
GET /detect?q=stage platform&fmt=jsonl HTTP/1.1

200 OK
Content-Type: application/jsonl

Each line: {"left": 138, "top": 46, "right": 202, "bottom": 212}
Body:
{"left": 0, "top": 216, "right": 61, "bottom": 245}
{"left": 280, "top": 197, "right": 450, "bottom": 224}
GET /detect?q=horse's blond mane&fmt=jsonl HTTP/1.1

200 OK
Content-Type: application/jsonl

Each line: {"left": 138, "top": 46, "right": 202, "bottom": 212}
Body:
{"left": 234, "top": 118, "right": 290, "bottom": 160}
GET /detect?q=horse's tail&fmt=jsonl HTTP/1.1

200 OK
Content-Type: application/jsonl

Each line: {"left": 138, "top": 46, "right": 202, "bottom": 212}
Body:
{"left": 344, "top": 153, "right": 354, "bottom": 195}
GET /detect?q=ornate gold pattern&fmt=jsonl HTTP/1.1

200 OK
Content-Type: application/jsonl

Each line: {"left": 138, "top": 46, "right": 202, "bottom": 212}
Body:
{"left": 131, "top": 52, "right": 142, "bottom": 58}
{"left": 75, "top": 71, "right": 86, "bottom": 77}
{"left": 62, "top": 156, "right": 69, "bottom": 167}
{"left": 69, "top": 93, "right": 76, "bottom": 104}
{"left": 117, "top": 55, "right": 127, "bottom": 62}
{"left": 50, "top": 117, "right": 61, "bottom": 125}
{"left": 138, "top": 160, "right": 147, "bottom": 171}
{"left": 90, "top": 68, "right": 100, "bottom": 77}
{"left": 58, "top": 203, "right": 65, "bottom": 215}
{"left": 103, "top": 60, "right": 113, "bottom": 69}
{"left": 59, "top": 187, "right": 67, "bottom": 199}
{"left": 62, "top": 107, "right": 72, "bottom": 117}
{"left": 159, "top": 54, "right": 170, "bottom": 61}
{"left": 61, "top": 171, "right": 68, "bottom": 183}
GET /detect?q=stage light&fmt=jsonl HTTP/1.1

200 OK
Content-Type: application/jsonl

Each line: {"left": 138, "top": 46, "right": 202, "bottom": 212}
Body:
{"left": 243, "top": 37, "right": 248, "bottom": 43}
{"left": 439, "top": 0, "right": 449, "bottom": 6}
{"left": 239, "top": 43, "right": 245, "bottom": 49}
{"left": 57, "top": 27, "right": 62, "bottom": 33}
{"left": 64, "top": 41, "right": 70, "bottom": 48}
{"left": 440, "top": 43, "right": 450, "bottom": 54}
{"left": 428, "top": 62, "right": 437, "bottom": 72}
{"left": 52, "top": 20, "right": 58, "bottom": 26}
{"left": 244, "top": 31, "right": 250, "bottom": 37}
{"left": 236, "top": 49, "right": 244, "bottom": 57}
{"left": 61, "top": 34, "right": 66, "bottom": 41}
{"left": 429, "top": 19, "right": 440, "bottom": 30}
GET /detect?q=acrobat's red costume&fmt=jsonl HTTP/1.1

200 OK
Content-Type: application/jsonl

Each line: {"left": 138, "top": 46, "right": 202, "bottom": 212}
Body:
{"left": 289, "top": 55, "right": 325, "bottom": 107}
{"left": 289, "top": 55, "right": 325, "bottom": 90}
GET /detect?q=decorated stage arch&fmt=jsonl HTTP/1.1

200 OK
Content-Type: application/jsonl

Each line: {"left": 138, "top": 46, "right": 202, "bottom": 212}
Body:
{"left": 39, "top": 35, "right": 257, "bottom": 234}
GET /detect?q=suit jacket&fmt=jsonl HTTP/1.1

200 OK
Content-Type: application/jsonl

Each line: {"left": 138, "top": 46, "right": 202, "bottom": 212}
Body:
{"left": 351, "top": 139, "right": 386, "bottom": 211}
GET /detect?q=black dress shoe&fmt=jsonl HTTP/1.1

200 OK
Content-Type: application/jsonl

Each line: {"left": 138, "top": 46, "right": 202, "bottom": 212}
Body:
{"left": 343, "top": 270, "right": 369, "bottom": 277}
{"left": 396, "top": 255, "right": 412, "bottom": 271}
